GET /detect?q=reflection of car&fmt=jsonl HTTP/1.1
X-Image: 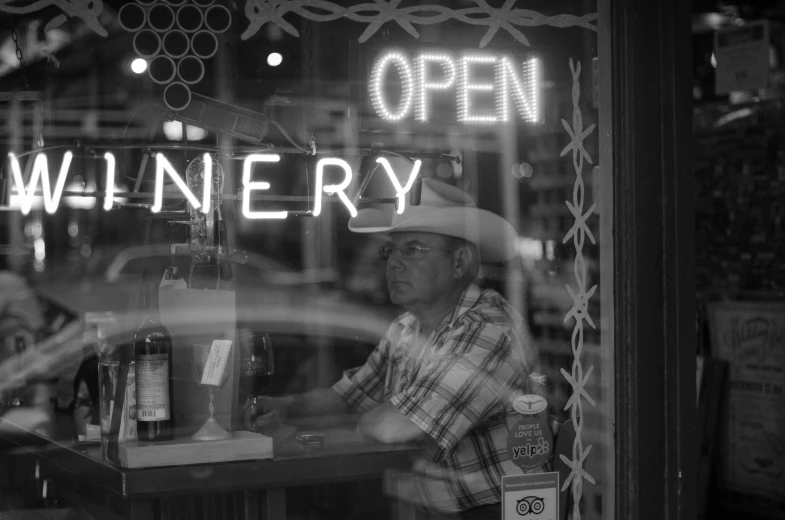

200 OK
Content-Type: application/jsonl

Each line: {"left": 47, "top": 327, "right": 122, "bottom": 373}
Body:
{"left": 36, "top": 244, "right": 344, "bottom": 316}
{"left": 104, "top": 244, "right": 295, "bottom": 283}
{"left": 102, "top": 243, "right": 338, "bottom": 286}
{"left": 3, "top": 244, "right": 397, "bottom": 408}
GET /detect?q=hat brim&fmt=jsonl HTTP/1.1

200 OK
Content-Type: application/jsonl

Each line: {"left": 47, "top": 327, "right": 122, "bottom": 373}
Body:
{"left": 349, "top": 207, "right": 518, "bottom": 263}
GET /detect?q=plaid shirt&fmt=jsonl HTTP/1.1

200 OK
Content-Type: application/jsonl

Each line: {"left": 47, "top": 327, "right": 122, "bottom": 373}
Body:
{"left": 333, "top": 283, "right": 543, "bottom": 513}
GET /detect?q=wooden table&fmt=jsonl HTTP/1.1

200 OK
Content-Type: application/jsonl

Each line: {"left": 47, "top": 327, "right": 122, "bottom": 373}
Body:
{"left": 0, "top": 415, "right": 422, "bottom": 520}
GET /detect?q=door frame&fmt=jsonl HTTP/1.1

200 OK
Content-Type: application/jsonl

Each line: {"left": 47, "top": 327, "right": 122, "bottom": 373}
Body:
{"left": 603, "top": 1, "right": 696, "bottom": 519}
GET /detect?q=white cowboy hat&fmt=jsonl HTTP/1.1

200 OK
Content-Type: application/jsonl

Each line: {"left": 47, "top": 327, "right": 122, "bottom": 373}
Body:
{"left": 348, "top": 178, "right": 518, "bottom": 263}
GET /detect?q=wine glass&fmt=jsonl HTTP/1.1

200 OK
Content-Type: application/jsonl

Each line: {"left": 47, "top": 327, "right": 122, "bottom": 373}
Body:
{"left": 238, "top": 332, "right": 274, "bottom": 431}
{"left": 191, "top": 341, "right": 232, "bottom": 441}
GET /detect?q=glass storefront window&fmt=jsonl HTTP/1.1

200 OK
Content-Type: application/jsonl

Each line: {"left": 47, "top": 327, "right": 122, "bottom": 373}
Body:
{"left": 0, "top": 1, "right": 692, "bottom": 519}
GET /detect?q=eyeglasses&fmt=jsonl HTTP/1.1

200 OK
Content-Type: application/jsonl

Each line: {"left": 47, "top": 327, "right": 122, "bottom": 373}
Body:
{"left": 377, "top": 244, "right": 436, "bottom": 262}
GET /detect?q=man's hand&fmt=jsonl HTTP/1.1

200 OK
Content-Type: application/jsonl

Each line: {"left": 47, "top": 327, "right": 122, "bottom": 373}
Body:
{"left": 243, "top": 395, "right": 294, "bottom": 430}
{"left": 243, "top": 388, "right": 352, "bottom": 431}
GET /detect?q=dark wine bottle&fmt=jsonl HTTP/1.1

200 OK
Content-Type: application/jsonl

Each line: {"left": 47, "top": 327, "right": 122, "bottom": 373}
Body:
{"left": 133, "top": 284, "right": 174, "bottom": 442}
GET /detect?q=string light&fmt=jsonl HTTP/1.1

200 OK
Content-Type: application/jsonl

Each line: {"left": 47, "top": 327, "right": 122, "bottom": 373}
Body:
{"left": 376, "top": 158, "right": 421, "bottom": 214}
{"left": 458, "top": 54, "right": 498, "bottom": 124}
{"left": 152, "top": 153, "right": 202, "bottom": 213}
{"left": 496, "top": 58, "right": 509, "bottom": 122}
{"left": 201, "top": 153, "right": 213, "bottom": 214}
{"left": 527, "top": 57, "right": 540, "bottom": 123}
{"left": 313, "top": 158, "right": 357, "bottom": 217}
{"left": 242, "top": 154, "right": 287, "bottom": 219}
{"left": 370, "top": 49, "right": 414, "bottom": 121}
{"left": 415, "top": 53, "right": 455, "bottom": 122}
{"left": 33, "top": 241, "right": 45, "bottom": 271}
{"left": 8, "top": 152, "right": 73, "bottom": 215}
{"left": 103, "top": 153, "right": 116, "bottom": 210}
{"left": 497, "top": 56, "right": 540, "bottom": 123}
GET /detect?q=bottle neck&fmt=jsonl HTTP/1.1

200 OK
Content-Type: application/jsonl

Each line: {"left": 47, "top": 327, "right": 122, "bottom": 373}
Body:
{"left": 140, "top": 284, "right": 158, "bottom": 325}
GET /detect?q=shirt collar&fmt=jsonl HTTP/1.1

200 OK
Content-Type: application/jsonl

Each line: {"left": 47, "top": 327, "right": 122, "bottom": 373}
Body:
{"left": 443, "top": 282, "right": 482, "bottom": 327}
{"left": 396, "top": 282, "right": 482, "bottom": 335}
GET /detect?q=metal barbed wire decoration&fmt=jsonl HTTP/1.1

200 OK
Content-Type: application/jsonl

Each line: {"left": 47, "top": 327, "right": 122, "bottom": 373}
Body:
{"left": 0, "top": 1, "right": 598, "bottom": 49}
{"left": 242, "top": 0, "right": 598, "bottom": 47}
{"left": 559, "top": 57, "right": 597, "bottom": 520}
{"left": 0, "top": 0, "right": 107, "bottom": 36}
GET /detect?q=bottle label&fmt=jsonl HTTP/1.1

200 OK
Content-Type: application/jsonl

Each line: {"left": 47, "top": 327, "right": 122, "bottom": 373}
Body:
{"left": 136, "top": 354, "right": 170, "bottom": 421}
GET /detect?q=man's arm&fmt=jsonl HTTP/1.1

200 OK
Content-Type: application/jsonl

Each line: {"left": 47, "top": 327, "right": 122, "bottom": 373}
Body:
{"left": 288, "top": 387, "right": 351, "bottom": 417}
{"left": 253, "top": 332, "right": 393, "bottom": 428}
{"left": 251, "top": 387, "right": 351, "bottom": 428}
{"left": 358, "top": 401, "right": 427, "bottom": 444}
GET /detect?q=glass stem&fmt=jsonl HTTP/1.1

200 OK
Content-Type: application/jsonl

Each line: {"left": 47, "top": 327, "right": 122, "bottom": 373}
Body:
{"left": 208, "top": 388, "right": 215, "bottom": 420}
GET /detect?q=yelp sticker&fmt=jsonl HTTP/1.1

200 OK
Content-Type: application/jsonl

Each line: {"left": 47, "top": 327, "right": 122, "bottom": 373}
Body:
{"left": 507, "top": 396, "right": 552, "bottom": 470}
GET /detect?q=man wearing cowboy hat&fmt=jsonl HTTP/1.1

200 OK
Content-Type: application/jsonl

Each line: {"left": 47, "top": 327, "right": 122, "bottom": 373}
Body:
{"left": 252, "top": 178, "right": 543, "bottom": 518}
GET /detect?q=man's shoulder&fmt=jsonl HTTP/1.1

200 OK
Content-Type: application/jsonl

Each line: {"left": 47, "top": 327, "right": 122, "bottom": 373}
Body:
{"left": 446, "top": 290, "right": 525, "bottom": 347}
{"left": 459, "top": 288, "right": 518, "bottom": 325}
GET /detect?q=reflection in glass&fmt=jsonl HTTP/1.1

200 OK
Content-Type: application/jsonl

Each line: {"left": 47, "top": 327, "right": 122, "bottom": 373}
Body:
{"left": 191, "top": 342, "right": 232, "bottom": 441}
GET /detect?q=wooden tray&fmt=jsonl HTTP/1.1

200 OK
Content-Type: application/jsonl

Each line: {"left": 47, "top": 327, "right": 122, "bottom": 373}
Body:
{"left": 119, "top": 431, "right": 273, "bottom": 469}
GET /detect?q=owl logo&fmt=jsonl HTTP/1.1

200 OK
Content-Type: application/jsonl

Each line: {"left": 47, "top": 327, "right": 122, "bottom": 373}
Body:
{"left": 516, "top": 496, "right": 545, "bottom": 516}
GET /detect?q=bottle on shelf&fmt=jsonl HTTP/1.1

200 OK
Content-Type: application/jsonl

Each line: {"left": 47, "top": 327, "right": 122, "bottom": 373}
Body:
{"left": 133, "top": 284, "right": 175, "bottom": 442}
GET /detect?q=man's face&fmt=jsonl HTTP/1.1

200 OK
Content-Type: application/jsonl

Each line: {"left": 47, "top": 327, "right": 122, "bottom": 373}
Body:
{"left": 384, "top": 232, "right": 458, "bottom": 311}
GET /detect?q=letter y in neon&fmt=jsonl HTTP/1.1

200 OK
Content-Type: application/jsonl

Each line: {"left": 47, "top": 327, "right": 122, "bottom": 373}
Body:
{"left": 376, "top": 158, "right": 421, "bottom": 214}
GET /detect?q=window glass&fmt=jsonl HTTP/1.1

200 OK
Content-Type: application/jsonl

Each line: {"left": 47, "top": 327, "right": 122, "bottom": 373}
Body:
{"left": 0, "top": 2, "right": 612, "bottom": 519}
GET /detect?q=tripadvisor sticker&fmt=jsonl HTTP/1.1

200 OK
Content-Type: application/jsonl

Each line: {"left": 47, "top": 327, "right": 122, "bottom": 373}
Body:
{"left": 507, "top": 395, "right": 552, "bottom": 470}
{"left": 502, "top": 473, "right": 559, "bottom": 520}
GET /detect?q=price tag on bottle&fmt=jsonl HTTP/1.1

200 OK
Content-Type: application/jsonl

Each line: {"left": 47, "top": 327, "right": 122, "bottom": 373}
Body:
{"left": 201, "top": 340, "right": 232, "bottom": 386}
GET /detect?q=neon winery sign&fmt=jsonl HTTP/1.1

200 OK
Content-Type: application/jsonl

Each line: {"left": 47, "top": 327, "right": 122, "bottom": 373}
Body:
{"left": 369, "top": 48, "right": 541, "bottom": 124}
{"left": 3, "top": 152, "right": 421, "bottom": 219}
{"left": 3, "top": 47, "right": 540, "bottom": 216}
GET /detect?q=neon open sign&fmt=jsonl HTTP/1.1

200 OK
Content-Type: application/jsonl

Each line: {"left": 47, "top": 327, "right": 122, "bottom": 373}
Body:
{"left": 369, "top": 48, "right": 541, "bottom": 124}
{"left": 4, "top": 152, "right": 421, "bottom": 219}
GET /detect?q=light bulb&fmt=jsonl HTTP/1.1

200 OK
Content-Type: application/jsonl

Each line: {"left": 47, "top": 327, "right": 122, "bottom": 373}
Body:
{"left": 131, "top": 58, "right": 148, "bottom": 74}
{"left": 267, "top": 52, "right": 283, "bottom": 67}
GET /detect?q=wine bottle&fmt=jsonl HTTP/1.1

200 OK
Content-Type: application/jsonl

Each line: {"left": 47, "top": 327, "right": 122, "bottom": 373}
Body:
{"left": 133, "top": 284, "right": 174, "bottom": 442}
